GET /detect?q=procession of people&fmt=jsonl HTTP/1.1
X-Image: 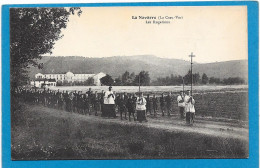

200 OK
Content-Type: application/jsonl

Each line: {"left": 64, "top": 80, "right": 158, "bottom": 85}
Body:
{"left": 13, "top": 86, "right": 196, "bottom": 125}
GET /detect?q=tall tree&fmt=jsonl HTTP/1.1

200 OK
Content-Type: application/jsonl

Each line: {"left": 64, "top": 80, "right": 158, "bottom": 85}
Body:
{"left": 209, "top": 77, "right": 221, "bottom": 84}
{"left": 121, "top": 71, "right": 130, "bottom": 85}
{"left": 10, "top": 7, "right": 82, "bottom": 89}
{"left": 184, "top": 70, "right": 200, "bottom": 85}
{"left": 134, "top": 71, "right": 151, "bottom": 86}
{"left": 184, "top": 70, "right": 192, "bottom": 85}
{"left": 114, "top": 76, "right": 122, "bottom": 86}
{"left": 84, "top": 77, "right": 94, "bottom": 86}
{"left": 100, "top": 75, "right": 114, "bottom": 86}
{"left": 223, "top": 77, "right": 245, "bottom": 85}
{"left": 129, "top": 72, "right": 136, "bottom": 84}
{"left": 201, "top": 73, "right": 209, "bottom": 84}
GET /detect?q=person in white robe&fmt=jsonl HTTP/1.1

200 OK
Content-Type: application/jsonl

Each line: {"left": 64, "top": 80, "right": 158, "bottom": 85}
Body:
{"left": 177, "top": 91, "right": 185, "bottom": 119}
{"left": 103, "top": 86, "right": 116, "bottom": 117}
{"left": 184, "top": 90, "right": 195, "bottom": 125}
{"left": 136, "top": 92, "right": 147, "bottom": 122}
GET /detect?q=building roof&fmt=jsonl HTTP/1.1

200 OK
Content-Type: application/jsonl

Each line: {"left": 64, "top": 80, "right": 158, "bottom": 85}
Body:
{"left": 37, "top": 71, "right": 96, "bottom": 75}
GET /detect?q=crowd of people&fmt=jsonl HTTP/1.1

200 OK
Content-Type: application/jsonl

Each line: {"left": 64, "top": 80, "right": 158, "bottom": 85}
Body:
{"left": 13, "top": 86, "right": 196, "bottom": 125}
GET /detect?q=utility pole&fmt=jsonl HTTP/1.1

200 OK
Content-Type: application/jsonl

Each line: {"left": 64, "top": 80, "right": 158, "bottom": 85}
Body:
{"left": 189, "top": 52, "right": 195, "bottom": 96}
{"left": 182, "top": 77, "right": 184, "bottom": 93}
{"left": 138, "top": 73, "right": 141, "bottom": 97}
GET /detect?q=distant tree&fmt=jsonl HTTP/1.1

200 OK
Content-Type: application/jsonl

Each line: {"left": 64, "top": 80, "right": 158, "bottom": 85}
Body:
{"left": 100, "top": 75, "right": 114, "bottom": 86}
{"left": 84, "top": 77, "right": 94, "bottom": 86}
{"left": 201, "top": 73, "right": 209, "bottom": 84}
{"left": 79, "top": 81, "right": 84, "bottom": 86}
{"left": 223, "top": 77, "right": 245, "bottom": 85}
{"left": 193, "top": 73, "right": 201, "bottom": 84}
{"left": 170, "top": 74, "right": 175, "bottom": 85}
{"left": 184, "top": 70, "right": 191, "bottom": 85}
{"left": 114, "top": 76, "right": 122, "bottom": 86}
{"left": 129, "top": 72, "right": 136, "bottom": 85}
{"left": 121, "top": 71, "right": 130, "bottom": 85}
{"left": 63, "top": 80, "right": 69, "bottom": 86}
{"left": 56, "top": 80, "right": 63, "bottom": 86}
{"left": 178, "top": 75, "right": 184, "bottom": 85}
{"left": 184, "top": 70, "right": 200, "bottom": 85}
{"left": 134, "top": 71, "right": 150, "bottom": 86}
{"left": 209, "top": 77, "right": 221, "bottom": 84}
{"left": 10, "top": 7, "right": 82, "bottom": 89}
{"left": 151, "top": 74, "right": 190, "bottom": 86}
{"left": 151, "top": 77, "right": 162, "bottom": 86}
{"left": 165, "top": 76, "right": 171, "bottom": 85}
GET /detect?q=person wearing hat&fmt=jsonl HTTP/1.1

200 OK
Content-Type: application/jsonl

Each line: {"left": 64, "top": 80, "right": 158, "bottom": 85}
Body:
{"left": 126, "top": 94, "right": 136, "bottom": 121}
{"left": 100, "top": 90, "right": 104, "bottom": 116}
{"left": 146, "top": 94, "right": 152, "bottom": 115}
{"left": 103, "top": 86, "right": 116, "bottom": 118}
{"left": 118, "top": 93, "right": 128, "bottom": 120}
{"left": 83, "top": 91, "right": 90, "bottom": 115}
{"left": 160, "top": 93, "right": 166, "bottom": 116}
{"left": 152, "top": 94, "right": 158, "bottom": 117}
{"left": 184, "top": 90, "right": 195, "bottom": 125}
{"left": 57, "top": 90, "right": 64, "bottom": 110}
{"left": 87, "top": 88, "right": 93, "bottom": 113}
{"left": 92, "top": 91, "right": 99, "bottom": 116}
{"left": 136, "top": 92, "right": 147, "bottom": 122}
{"left": 63, "top": 91, "right": 70, "bottom": 112}
{"left": 165, "top": 92, "right": 173, "bottom": 116}
{"left": 177, "top": 91, "right": 185, "bottom": 119}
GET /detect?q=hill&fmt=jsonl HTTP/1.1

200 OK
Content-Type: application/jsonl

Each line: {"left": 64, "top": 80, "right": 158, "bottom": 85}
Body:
{"left": 28, "top": 55, "right": 248, "bottom": 81}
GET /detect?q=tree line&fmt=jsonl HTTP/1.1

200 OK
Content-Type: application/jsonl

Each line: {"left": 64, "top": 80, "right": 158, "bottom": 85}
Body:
{"left": 152, "top": 70, "right": 246, "bottom": 86}
{"left": 99, "top": 70, "right": 246, "bottom": 86}
{"left": 100, "top": 71, "right": 151, "bottom": 86}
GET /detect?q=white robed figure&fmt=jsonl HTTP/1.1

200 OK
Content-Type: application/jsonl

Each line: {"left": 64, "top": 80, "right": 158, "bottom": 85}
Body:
{"left": 177, "top": 91, "right": 185, "bottom": 119}
{"left": 136, "top": 92, "right": 147, "bottom": 122}
{"left": 102, "top": 86, "right": 116, "bottom": 117}
{"left": 184, "top": 90, "right": 195, "bottom": 125}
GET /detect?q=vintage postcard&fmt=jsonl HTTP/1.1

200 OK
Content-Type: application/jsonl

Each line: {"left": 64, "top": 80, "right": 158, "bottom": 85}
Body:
{"left": 2, "top": 1, "right": 259, "bottom": 168}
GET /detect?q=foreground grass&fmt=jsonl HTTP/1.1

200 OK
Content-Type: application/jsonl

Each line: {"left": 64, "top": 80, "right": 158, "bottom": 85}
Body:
{"left": 11, "top": 103, "right": 248, "bottom": 160}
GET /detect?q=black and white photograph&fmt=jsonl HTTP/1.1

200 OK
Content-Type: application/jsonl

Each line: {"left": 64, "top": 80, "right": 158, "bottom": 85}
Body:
{"left": 10, "top": 6, "right": 249, "bottom": 160}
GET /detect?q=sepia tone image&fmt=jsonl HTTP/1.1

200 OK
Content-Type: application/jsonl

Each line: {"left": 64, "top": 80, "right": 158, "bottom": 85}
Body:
{"left": 11, "top": 6, "right": 248, "bottom": 160}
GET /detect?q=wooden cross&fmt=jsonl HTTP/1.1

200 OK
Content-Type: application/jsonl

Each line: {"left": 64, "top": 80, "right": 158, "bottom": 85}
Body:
{"left": 189, "top": 52, "right": 195, "bottom": 64}
{"left": 189, "top": 52, "right": 195, "bottom": 96}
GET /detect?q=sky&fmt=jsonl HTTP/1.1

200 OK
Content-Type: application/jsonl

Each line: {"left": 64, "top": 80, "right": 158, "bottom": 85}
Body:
{"left": 44, "top": 6, "right": 248, "bottom": 63}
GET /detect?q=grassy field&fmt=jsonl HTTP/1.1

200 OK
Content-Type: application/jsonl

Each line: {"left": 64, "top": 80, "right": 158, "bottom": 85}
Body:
{"left": 11, "top": 102, "right": 248, "bottom": 160}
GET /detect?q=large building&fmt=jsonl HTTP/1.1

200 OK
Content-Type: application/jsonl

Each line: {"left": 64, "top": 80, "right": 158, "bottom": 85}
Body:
{"left": 32, "top": 72, "right": 106, "bottom": 87}
{"left": 30, "top": 79, "right": 57, "bottom": 88}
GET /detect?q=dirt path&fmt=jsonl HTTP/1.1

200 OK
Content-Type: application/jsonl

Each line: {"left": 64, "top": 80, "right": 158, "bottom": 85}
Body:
{"left": 28, "top": 104, "right": 248, "bottom": 142}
